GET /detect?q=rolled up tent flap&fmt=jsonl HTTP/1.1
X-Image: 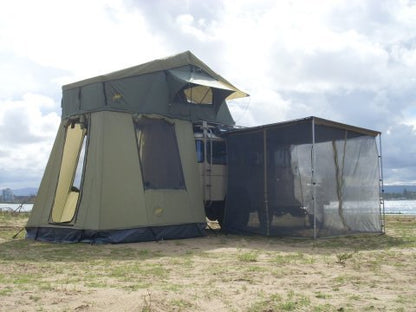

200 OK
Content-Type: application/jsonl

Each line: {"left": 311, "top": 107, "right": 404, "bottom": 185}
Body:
{"left": 168, "top": 68, "right": 235, "bottom": 91}
{"left": 167, "top": 68, "right": 238, "bottom": 105}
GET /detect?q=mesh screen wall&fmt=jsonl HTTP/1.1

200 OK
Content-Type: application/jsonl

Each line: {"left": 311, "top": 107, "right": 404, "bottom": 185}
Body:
{"left": 223, "top": 117, "right": 383, "bottom": 238}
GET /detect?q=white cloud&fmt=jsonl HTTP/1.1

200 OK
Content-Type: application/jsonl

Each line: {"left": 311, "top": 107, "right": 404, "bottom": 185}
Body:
{"left": 0, "top": 0, "right": 416, "bottom": 187}
{"left": 0, "top": 94, "right": 60, "bottom": 188}
{"left": 0, "top": 52, "right": 66, "bottom": 100}
{"left": 0, "top": 0, "right": 166, "bottom": 82}
{"left": 175, "top": 14, "right": 219, "bottom": 42}
{"left": 401, "top": 115, "right": 416, "bottom": 133}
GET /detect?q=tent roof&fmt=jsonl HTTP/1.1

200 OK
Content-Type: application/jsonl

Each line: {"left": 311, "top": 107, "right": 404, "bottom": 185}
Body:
{"left": 227, "top": 116, "right": 381, "bottom": 137}
{"left": 63, "top": 50, "right": 248, "bottom": 100}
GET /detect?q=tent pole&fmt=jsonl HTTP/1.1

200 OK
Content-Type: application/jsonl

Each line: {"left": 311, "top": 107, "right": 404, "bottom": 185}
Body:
{"left": 263, "top": 128, "right": 270, "bottom": 236}
{"left": 202, "top": 121, "right": 208, "bottom": 202}
{"left": 378, "top": 134, "right": 385, "bottom": 233}
{"left": 312, "top": 118, "right": 317, "bottom": 239}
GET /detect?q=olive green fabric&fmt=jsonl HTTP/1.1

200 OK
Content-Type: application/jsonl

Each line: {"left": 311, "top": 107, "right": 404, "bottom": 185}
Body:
{"left": 63, "top": 51, "right": 247, "bottom": 99}
{"left": 75, "top": 111, "right": 148, "bottom": 230}
{"left": 61, "top": 51, "right": 247, "bottom": 126}
{"left": 26, "top": 123, "right": 67, "bottom": 227}
{"left": 27, "top": 111, "right": 205, "bottom": 231}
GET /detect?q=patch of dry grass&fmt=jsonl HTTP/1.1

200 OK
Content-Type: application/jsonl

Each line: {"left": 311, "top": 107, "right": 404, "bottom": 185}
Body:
{"left": 0, "top": 213, "right": 415, "bottom": 311}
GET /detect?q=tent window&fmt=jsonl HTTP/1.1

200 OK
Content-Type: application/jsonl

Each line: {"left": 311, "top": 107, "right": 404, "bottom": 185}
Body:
{"left": 176, "top": 85, "right": 213, "bottom": 105}
{"left": 135, "top": 118, "right": 185, "bottom": 190}
{"left": 73, "top": 138, "right": 86, "bottom": 190}
{"left": 51, "top": 122, "right": 86, "bottom": 223}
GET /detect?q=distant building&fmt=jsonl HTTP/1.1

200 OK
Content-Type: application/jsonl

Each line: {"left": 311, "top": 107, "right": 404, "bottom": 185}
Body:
{"left": 2, "top": 188, "right": 15, "bottom": 202}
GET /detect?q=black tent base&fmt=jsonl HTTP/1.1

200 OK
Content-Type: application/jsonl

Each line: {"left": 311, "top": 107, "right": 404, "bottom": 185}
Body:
{"left": 25, "top": 223, "right": 206, "bottom": 244}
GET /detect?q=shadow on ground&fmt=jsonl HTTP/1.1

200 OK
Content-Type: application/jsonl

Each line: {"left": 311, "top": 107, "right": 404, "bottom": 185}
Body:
{"left": 0, "top": 223, "right": 413, "bottom": 263}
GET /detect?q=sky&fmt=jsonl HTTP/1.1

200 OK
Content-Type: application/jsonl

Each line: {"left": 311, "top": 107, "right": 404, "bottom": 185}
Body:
{"left": 0, "top": 0, "right": 416, "bottom": 190}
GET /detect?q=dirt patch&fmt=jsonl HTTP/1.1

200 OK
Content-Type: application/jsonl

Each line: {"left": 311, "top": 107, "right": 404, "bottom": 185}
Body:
{"left": 0, "top": 214, "right": 415, "bottom": 311}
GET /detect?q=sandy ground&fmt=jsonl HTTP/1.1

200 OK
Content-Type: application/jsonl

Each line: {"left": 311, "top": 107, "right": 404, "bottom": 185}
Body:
{"left": 0, "top": 215, "right": 415, "bottom": 311}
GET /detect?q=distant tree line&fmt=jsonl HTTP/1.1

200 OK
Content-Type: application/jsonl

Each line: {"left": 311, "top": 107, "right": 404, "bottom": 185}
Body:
{"left": 383, "top": 189, "right": 416, "bottom": 200}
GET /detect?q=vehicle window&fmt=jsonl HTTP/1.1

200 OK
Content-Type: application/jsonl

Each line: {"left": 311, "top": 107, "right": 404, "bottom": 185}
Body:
{"left": 207, "top": 141, "right": 227, "bottom": 165}
{"left": 195, "top": 140, "right": 204, "bottom": 163}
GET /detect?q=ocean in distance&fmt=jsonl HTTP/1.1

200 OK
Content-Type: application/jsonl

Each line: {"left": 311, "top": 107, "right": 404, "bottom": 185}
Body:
{"left": 1, "top": 201, "right": 415, "bottom": 215}
{"left": 384, "top": 200, "right": 416, "bottom": 215}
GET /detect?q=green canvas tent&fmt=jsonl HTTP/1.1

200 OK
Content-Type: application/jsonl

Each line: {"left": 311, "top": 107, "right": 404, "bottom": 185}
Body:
{"left": 26, "top": 51, "right": 247, "bottom": 243}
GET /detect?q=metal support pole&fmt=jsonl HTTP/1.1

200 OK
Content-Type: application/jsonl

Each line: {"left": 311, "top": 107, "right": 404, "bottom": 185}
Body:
{"left": 378, "top": 134, "right": 385, "bottom": 233}
{"left": 263, "top": 129, "right": 270, "bottom": 236}
{"left": 202, "top": 121, "right": 208, "bottom": 202}
{"left": 311, "top": 118, "right": 317, "bottom": 239}
{"left": 207, "top": 127, "right": 214, "bottom": 203}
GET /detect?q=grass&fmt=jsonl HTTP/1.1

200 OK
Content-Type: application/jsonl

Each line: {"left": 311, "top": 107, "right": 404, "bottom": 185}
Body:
{"left": 335, "top": 252, "right": 354, "bottom": 266}
{"left": 248, "top": 291, "right": 311, "bottom": 312}
{"left": 0, "top": 213, "right": 415, "bottom": 311}
{"left": 238, "top": 251, "right": 258, "bottom": 262}
{"left": 272, "top": 252, "right": 315, "bottom": 265}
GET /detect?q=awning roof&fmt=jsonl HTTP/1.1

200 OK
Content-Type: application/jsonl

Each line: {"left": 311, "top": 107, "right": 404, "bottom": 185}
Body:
{"left": 226, "top": 116, "right": 381, "bottom": 137}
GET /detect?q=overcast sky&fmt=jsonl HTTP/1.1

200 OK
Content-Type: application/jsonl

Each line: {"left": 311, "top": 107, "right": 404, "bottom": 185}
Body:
{"left": 0, "top": 0, "right": 415, "bottom": 189}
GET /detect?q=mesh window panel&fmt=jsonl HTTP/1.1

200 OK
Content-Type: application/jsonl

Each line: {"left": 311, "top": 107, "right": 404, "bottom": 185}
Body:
{"left": 314, "top": 125, "right": 381, "bottom": 236}
{"left": 224, "top": 131, "right": 266, "bottom": 235}
{"left": 136, "top": 118, "right": 185, "bottom": 190}
{"left": 266, "top": 124, "right": 313, "bottom": 237}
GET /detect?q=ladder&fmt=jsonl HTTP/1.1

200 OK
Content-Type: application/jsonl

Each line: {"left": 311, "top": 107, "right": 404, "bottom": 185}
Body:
{"left": 202, "top": 121, "right": 213, "bottom": 204}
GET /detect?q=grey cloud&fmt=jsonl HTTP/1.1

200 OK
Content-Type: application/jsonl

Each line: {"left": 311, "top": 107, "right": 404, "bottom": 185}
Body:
{"left": 124, "top": 0, "right": 227, "bottom": 64}
{"left": 0, "top": 168, "right": 42, "bottom": 189}
{"left": 127, "top": 0, "right": 224, "bottom": 26}
{"left": 256, "top": 3, "right": 416, "bottom": 185}
{"left": 0, "top": 109, "right": 44, "bottom": 145}
{"left": 384, "top": 167, "right": 416, "bottom": 184}
{"left": 383, "top": 124, "right": 416, "bottom": 167}
{"left": 0, "top": 150, "right": 11, "bottom": 158}
{"left": 0, "top": 51, "right": 66, "bottom": 103}
{"left": 268, "top": 43, "right": 392, "bottom": 94}
{"left": 276, "top": 87, "right": 416, "bottom": 184}
{"left": 328, "top": 0, "right": 405, "bottom": 39}
{"left": 301, "top": 50, "right": 387, "bottom": 89}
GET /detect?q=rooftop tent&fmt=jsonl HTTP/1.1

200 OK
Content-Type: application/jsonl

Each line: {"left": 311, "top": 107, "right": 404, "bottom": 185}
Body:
{"left": 61, "top": 50, "right": 247, "bottom": 125}
{"left": 26, "top": 51, "right": 248, "bottom": 243}
{"left": 223, "top": 116, "right": 384, "bottom": 238}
